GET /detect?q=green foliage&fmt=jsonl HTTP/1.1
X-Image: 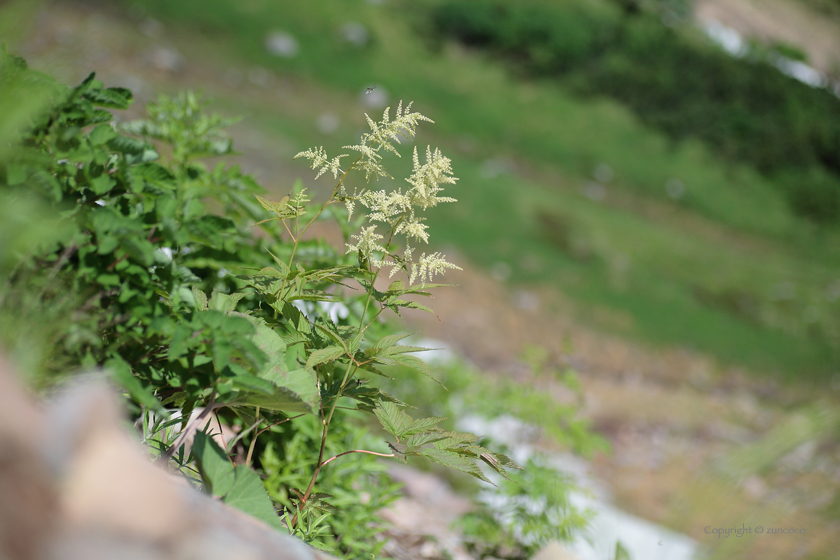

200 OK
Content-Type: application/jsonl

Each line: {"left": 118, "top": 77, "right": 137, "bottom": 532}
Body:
{"left": 458, "top": 459, "right": 592, "bottom": 560}
{"left": 430, "top": 0, "right": 840, "bottom": 224}
{"left": 261, "top": 416, "right": 402, "bottom": 557}
{"left": 0, "top": 51, "right": 535, "bottom": 556}
{"left": 193, "top": 430, "right": 286, "bottom": 532}
{"left": 380, "top": 347, "right": 602, "bottom": 558}
{"left": 384, "top": 349, "right": 610, "bottom": 459}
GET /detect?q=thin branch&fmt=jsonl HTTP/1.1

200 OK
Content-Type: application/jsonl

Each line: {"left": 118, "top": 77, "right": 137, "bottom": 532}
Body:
{"left": 320, "top": 449, "right": 395, "bottom": 468}
{"left": 245, "top": 406, "right": 260, "bottom": 467}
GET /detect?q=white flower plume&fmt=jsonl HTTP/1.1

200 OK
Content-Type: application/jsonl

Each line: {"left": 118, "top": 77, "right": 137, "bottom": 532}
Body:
{"left": 406, "top": 146, "right": 458, "bottom": 210}
{"left": 294, "top": 146, "right": 347, "bottom": 180}
{"left": 410, "top": 252, "right": 462, "bottom": 285}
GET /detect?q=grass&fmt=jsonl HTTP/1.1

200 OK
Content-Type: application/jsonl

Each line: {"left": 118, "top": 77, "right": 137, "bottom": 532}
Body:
{"left": 87, "top": 0, "right": 840, "bottom": 377}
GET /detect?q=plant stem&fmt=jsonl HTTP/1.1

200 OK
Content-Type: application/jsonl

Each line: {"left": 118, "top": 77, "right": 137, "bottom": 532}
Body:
{"left": 245, "top": 406, "right": 260, "bottom": 466}
{"left": 287, "top": 155, "right": 363, "bottom": 268}
{"left": 320, "top": 449, "right": 395, "bottom": 468}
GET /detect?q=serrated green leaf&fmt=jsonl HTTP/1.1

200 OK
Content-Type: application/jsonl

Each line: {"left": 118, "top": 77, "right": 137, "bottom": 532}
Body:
{"left": 191, "top": 286, "right": 208, "bottom": 311}
{"left": 232, "top": 374, "right": 276, "bottom": 395}
{"left": 479, "top": 451, "right": 522, "bottom": 479}
{"left": 388, "top": 299, "right": 434, "bottom": 314}
{"left": 382, "top": 354, "right": 444, "bottom": 388}
{"left": 372, "top": 333, "right": 413, "bottom": 352}
{"left": 264, "top": 367, "right": 320, "bottom": 412}
{"left": 208, "top": 290, "right": 245, "bottom": 313}
{"left": 403, "top": 417, "right": 447, "bottom": 437}
{"left": 379, "top": 344, "right": 435, "bottom": 357}
{"left": 290, "top": 291, "right": 335, "bottom": 303}
{"left": 405, "top": 431, "right": 448, "bottom": 448}
{"left": 358, "top": 363, "right": 393, "bottom": 379}
{"left": 420, "top": 448, "right": 493, "bottom": 485}
{"left": 349, "top": 331, "right": 365, "bottom": 353}
{"left": 281, "top": 332, "right": 309, "bottom": 346}
{"left": 83, "top": 86, "right": 133, "bottom": 109}
{"left": 265, "top": 249, "right": 290, "bottom": 277}
{"left": 255, "top": 266, "right": 285, "bottom": 278}
{"left": 433, "top": 431, "right": 480, "bottom": 450}
{"left": 404, "top": 283, "right": 454, "bottom": 294}
{"left": 229, "top": 382, "right": 311, "bottom": 414}
{"left": 313, "top": 323, "right": 347, "bottom": 352}
{"left": 136, "top": 162, "right": 175, "bottom": 186}
{"left": 88, "top": 123, "right": 117, "bottom": 146}
{"left": 254, "top": 194, "right": 289, "bottom": 216}
{"left": 107, "top": 135, "right": 147, "bottom": 155}
{"left": 387, "top": 279, "right": 406, "bottom": 293}
{"left": 306, "top": 345, "right": 346, "bottom": 369}
{"left": 224, "top": 465, "right": 285, "bottom": 531}
{"left": 193, "top": 431, "right": 235, "bottom": 497}
{"left": 373, "top": 401, "right": 412, "bottom": 441}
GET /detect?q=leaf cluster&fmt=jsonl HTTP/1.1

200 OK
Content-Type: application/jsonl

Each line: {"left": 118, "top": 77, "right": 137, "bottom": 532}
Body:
{"left": 373, "top": 400, "right": 521, "bottom": 485}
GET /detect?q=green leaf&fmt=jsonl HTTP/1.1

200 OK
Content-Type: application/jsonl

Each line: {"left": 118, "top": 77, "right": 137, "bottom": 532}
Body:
{"left": 387, "top": 279, "right": 406, "bottom": 293}
{"left": 405, "top": 431, "right": 448, "bottom": 448}
{"left": 381, "top": 354, "right": 444, "bottom": 387}
{"left": 212, "top": 339, "right": 232, "bottom": 374}
{"left": 614, "top": 542, "right": 631, "bottom": 560}
{"left": 478, "top": 451, "right": 522, "bottom": 480}
{"left": 254, "top": 194, "right": 290, "bottom": 216}
{"left": 420, "top": 448, "right": 493, "bottom": 485}
{"left": 232, "top": 374, "right": 276, "bottom": 395}
{"left": 265, "top": 249, "right": 290, "bottom": 277}
{"left": 403, "top": 416, "right": 447, "bottom": 437}
{"left": 373, "top": 401, "right": 412, "bottom": 441}
{"left": 89, "top": 173, "right": 115, "bottom": 195}
{"left": 306, "top": 345, "right": 346, "bottom": 369}
{"left": 107, "top": 135, "right": 147, "bottom": 155}
{"left": 388, "top": 299, "right": 434, "bottom": 314}
{"left": 83, "top": 86, "right": 133, "bottom": 109}
{"left": 228, "top": 383, "right": 312, "bottom": 414}
{"left": 88, "top": 123, "right": 117, "bottom": 146}
{"left": 224, "top": 465, "right": 286, "bottom": 531}
{"left": 191, "top": 286, "right": 208, "bottom": 311}
{"left": 433, "top": 431, "right": 480, "bottom": 449}
{"left": 307, "top": 540, "right": 336, "bottom": 553}
{"left": 281, "top": 332, "right": 309, "bottom": 347}
{"left": 313, "top": 323, "right": 347, "bottom": 352}
{"left": 230, "top": 364, "right": 319, "bottom": 414}
{"left": 193, "top": 430, "right": 235, "bottom": 497}
{"left": 378, "top": 344, "right": 435, "bottom": 357}
{"left": 372, "top": 333, "right": 413, "bottom": 352}
{"left": 208, "top": 290, "right": 245, "bottom": 313}
{"left": 107, "top": 357, "right": 163, "bottom": 412}
{"left": 289, "top": 291, "right": 335, "bottom": 303}
{"left": 136, "top": 162, "right": 175, "bottom": 187}
{"left": 255, "top": 267, "right": 285, "bottom": 278}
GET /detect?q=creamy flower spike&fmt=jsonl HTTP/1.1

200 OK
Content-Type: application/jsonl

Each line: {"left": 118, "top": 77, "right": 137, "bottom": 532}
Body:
{"left": 296, "top": 101, "right": 461, "bottom": 286}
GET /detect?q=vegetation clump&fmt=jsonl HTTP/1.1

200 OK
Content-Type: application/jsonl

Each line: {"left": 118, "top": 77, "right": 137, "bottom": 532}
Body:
{"left": 0, "top": 50, "right": 597, "bottom": 557}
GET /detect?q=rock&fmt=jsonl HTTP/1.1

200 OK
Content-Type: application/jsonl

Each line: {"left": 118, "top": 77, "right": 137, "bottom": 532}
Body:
{"left": 0, "top": 355, "right": 336, "bottom": 560}
{"left": 532, "top": 540, "right": 582, "bottom": 560}
{"left": 338, "top": 22, "right": 369, "bottom": 47}
{"left": 265, "top": 32, "right": 299, "bottom": 58}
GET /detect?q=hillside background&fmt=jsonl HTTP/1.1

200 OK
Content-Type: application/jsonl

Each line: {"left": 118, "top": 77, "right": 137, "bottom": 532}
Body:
{"left": 6, "top": 0, "right": 840, "bottom": 558}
